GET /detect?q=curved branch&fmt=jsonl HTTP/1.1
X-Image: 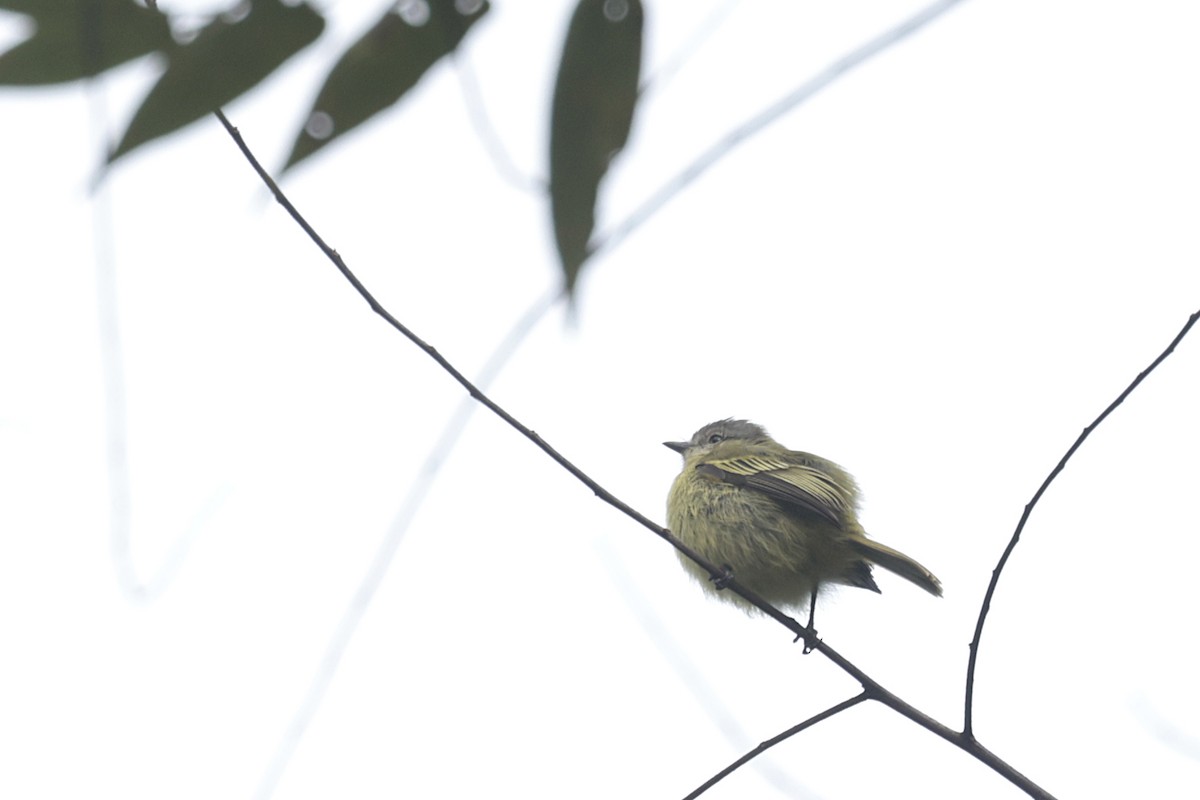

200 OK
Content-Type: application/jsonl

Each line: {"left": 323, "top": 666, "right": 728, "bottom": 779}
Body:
{"left": 964, "top": 310, "right": 1200, "bottom": 736}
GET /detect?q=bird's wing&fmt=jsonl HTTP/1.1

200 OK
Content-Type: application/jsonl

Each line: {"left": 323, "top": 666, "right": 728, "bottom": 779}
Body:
{"left": 696, "top": 455, "right": 849, "bottom": 527}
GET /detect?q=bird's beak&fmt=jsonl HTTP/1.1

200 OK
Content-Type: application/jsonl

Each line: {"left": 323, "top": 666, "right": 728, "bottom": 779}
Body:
{"left": 664, "top": 441, "right": 689, "bottom": 454}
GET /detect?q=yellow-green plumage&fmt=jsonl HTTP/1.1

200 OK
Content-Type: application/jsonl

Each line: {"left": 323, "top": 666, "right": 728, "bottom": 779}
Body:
{"left": 666, "top": 419, "right": 941, "bottom": 615}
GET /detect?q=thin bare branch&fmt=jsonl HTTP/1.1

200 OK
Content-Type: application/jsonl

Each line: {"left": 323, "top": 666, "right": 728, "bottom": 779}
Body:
{"left": 684, "top": 693, "right": 870, "bottom": 800}
{"left": 964, "top": 309, "right": 1200, "bottom": 736}
{"left": 213, "top": 108, "right": 669, "bottom": 545}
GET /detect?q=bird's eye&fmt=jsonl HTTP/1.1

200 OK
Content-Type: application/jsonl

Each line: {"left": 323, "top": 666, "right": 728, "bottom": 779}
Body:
{"left": 707, "top": 433, "right": 724, "bottom": 444}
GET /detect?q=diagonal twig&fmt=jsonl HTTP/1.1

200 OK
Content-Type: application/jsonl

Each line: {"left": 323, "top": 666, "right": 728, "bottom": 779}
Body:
{"left": 685, "top": 693, "right": 870, "bottom": 799}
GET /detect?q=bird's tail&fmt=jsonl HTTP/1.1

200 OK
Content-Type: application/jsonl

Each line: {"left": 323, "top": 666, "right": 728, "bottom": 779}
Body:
{"left": 848, "top": 538, "right": 943, "bottom": 597}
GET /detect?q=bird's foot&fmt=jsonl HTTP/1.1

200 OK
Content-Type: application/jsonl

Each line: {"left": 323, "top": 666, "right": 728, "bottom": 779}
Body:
{"left": 793, "top": 626, "right": 820, "bottom": 654}
{"left": 711, "top": 564, "right": 735, "bottom": 590}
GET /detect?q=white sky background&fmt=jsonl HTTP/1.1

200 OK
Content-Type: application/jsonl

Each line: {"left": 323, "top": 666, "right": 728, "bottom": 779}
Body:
{"left": 2, "top": 0, "right": 1199, "bottom": 798}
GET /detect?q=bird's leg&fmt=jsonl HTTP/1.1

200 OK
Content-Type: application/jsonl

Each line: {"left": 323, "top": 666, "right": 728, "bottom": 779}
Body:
{"left": 798, "top": 585, "right": 819, "bottom": 654}
{"left": 710, "top": 564, "right": 736, "bottom": 590}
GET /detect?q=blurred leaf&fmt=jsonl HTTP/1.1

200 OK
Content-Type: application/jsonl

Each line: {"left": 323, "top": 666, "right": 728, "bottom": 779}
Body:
{"left": 0, "top": 0, "right": 171, "bottom": 85}
{"left": 549, "top": 0, "right": 643, "bottom": 299}
{"left": 282, "top": 0, "right": 490, "bottom": 173}
{"left": 106, "top": 0, "right": 324, "bottom": 166}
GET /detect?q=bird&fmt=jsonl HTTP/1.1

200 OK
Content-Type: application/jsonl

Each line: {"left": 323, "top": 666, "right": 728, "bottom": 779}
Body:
{"left": 665, "top": 419, "right": 941, "bottom": 638}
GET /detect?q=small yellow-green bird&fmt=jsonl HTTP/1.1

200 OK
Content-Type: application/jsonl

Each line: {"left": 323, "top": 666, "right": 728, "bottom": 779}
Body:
{"left": 665, "top": 419, "right": 941, "bottom": 629}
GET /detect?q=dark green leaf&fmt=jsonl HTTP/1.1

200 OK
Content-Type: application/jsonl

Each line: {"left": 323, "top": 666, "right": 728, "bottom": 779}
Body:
{"left": 106, "top": 0, "right": 324, "bottom": 166}
{"left": 0, "top": 0, "right": 171, "bottom": 85}
{"left": 549, "top": 0, "right": 643, "bottom": 299}
{"left": 281, "top": 0, "right": 490, "bottom": 173}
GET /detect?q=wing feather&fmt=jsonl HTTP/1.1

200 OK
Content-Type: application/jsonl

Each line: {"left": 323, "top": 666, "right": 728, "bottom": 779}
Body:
{"left": 696, "top": 454, "right": 849, "bottom": 526}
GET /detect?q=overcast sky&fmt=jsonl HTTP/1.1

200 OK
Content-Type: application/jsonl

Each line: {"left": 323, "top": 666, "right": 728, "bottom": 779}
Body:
{"left": 2, "top": 1, "right": 1199, "bottom": 798}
